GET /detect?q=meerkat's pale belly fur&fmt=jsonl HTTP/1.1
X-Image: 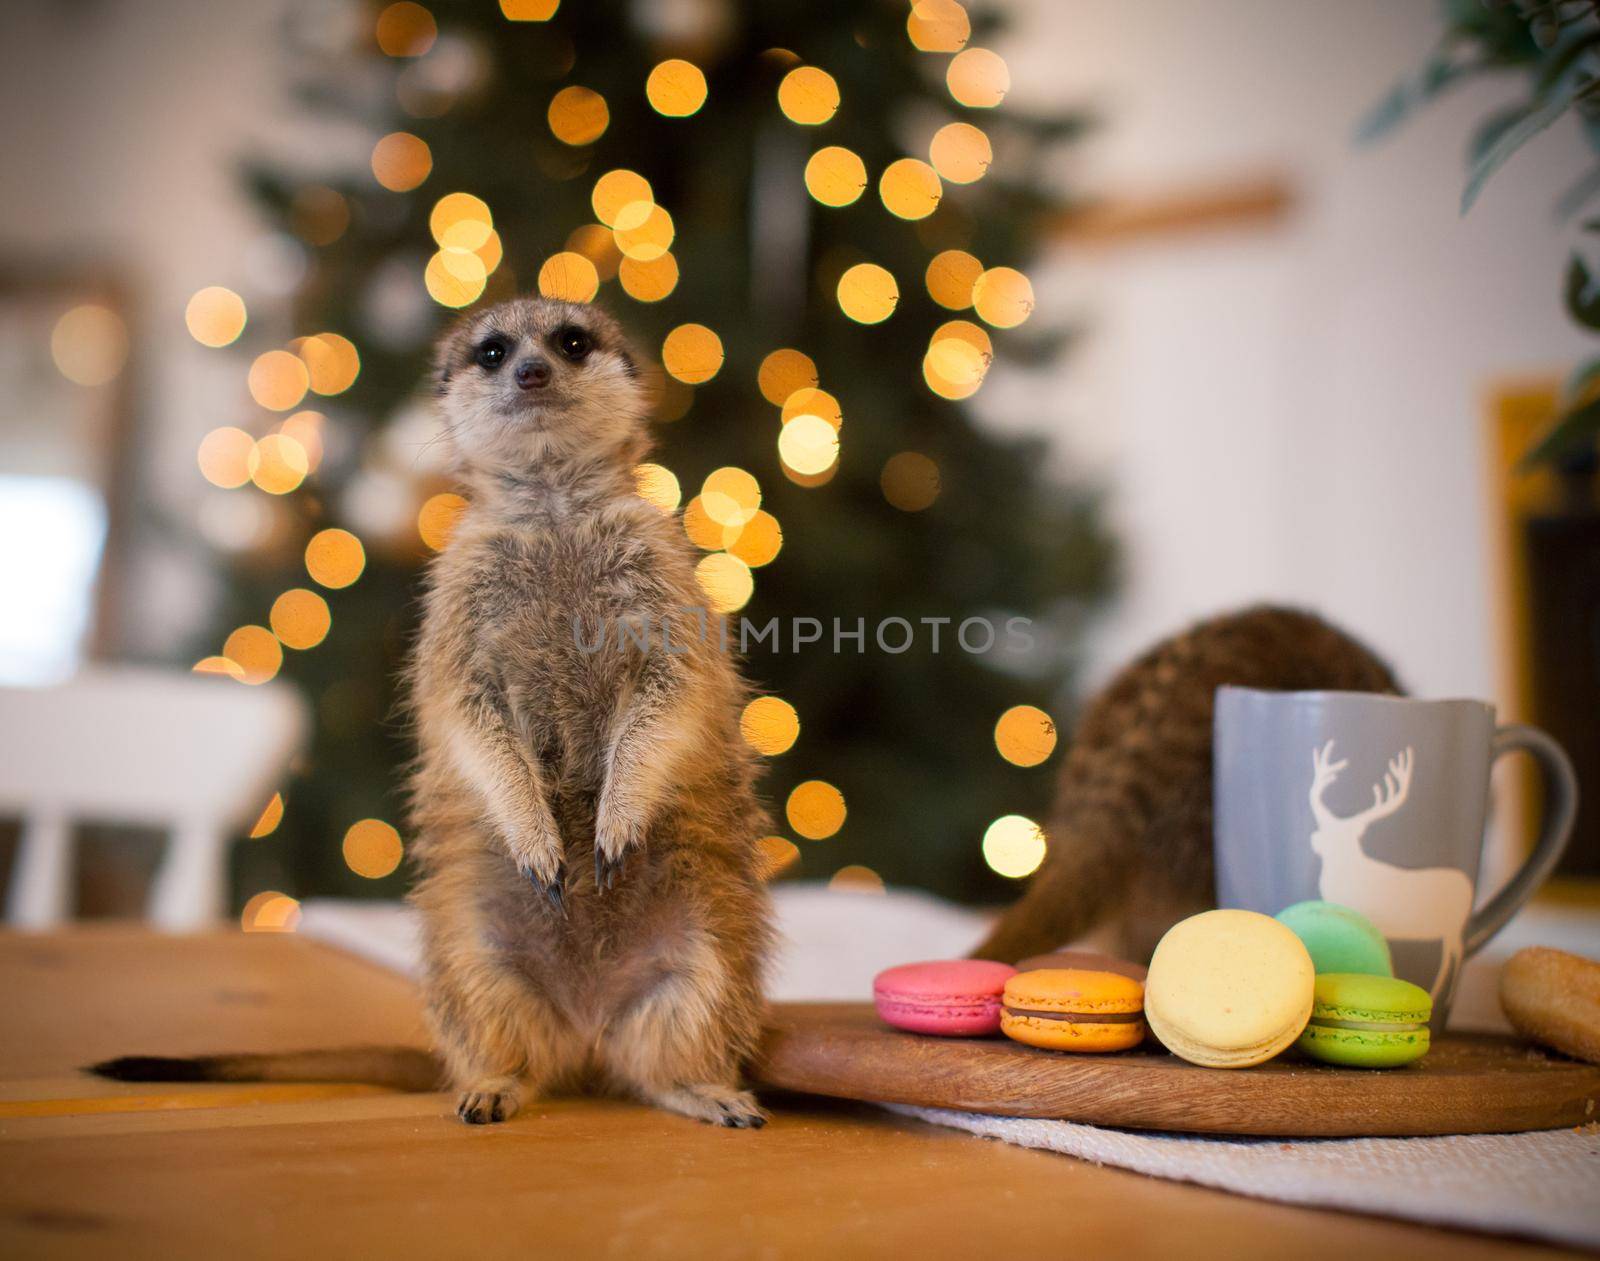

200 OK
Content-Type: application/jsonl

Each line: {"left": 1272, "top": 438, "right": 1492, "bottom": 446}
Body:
{"left": 408, "top": 485, "right": 773, "bottom": 1128}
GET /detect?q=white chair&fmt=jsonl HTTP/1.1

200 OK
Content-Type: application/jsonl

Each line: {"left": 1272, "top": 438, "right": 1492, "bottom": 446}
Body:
{"left": 0, "top": 667, "right": 308, "bottom": 931}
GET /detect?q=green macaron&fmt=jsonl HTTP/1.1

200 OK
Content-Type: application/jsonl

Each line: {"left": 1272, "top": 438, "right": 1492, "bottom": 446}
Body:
{"left": 1274, "top": 900, "right": 1393, "bottom": 977}
{"left": 1297, "top": 973, "right": 1432, "bottom": 1068}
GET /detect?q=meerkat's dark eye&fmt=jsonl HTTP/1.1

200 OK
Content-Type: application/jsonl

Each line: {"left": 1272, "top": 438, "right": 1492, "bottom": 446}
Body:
{"left": 553, "top": 326, "right": 592, "bottom": 362}
{"left": 474, "top": 338, "right": 509, "bottom": 370}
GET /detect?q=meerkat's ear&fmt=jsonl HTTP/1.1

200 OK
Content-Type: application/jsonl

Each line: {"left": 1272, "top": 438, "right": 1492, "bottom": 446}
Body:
{"left": 431, "top": 314, "right": 475, "bottom": 396}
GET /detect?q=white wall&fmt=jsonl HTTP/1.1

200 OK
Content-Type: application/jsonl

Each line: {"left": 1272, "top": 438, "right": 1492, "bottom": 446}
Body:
{"left": 990, "top": 0, "right": 1592, "bottom": 707}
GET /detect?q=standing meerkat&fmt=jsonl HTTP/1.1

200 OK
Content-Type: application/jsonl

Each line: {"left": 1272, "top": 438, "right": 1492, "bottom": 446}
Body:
{"left": 407, "top": 295, "right": 772, "bottom": 1127}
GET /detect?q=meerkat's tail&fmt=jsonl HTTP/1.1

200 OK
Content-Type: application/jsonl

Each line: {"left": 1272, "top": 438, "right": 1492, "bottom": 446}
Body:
{"left": 88, "top": 1047, "right": 443, "bottom": 1093}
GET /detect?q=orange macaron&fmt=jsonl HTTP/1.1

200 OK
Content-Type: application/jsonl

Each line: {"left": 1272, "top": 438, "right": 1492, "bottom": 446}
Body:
{"left": 999, "top": 968, "right": 1146, "bottom": 1052}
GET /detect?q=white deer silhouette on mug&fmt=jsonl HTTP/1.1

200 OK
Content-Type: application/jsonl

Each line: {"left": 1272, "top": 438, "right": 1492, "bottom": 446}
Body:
{"left": 1307, "top": 740, "right": 1473, "bottom": 1001}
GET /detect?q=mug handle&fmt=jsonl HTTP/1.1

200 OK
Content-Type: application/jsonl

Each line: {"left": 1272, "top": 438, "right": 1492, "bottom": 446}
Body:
{"left": 1463, "top": 724, "right": 1580, "bottom": 956}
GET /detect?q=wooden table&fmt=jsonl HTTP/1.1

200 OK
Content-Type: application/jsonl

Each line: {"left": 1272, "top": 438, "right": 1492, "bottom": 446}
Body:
{"left": 0, "top": 928, "right": 1575, "bottom": 1259}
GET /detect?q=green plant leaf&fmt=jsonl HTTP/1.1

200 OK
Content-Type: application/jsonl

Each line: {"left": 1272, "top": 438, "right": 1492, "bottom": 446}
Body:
{"left": 1520, "top": 394, "right": 1600, "bottom": 468}
{"left": 1356, "top": 43, "right": 1471, "bottom": 144}
{"left": 1463, "top": 74, "right": 1600, "bottom": 213}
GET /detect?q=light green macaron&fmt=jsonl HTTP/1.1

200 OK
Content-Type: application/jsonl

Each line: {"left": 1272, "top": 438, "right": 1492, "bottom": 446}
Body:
{"left": 1297, "top": 973, "right": 1432, "bottom": 1068}
{"left": 1274, "top": 900, "right": 1393, "bottom": 977}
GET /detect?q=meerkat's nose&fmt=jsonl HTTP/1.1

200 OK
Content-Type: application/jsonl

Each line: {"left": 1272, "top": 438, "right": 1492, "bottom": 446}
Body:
{"left": 514, "top": 358, "right": 552, "bottom": 390}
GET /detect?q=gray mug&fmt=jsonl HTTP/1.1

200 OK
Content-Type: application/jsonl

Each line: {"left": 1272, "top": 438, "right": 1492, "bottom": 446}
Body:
{"left": 1214, "top": 687, "right": 1578, "bottom": 1026}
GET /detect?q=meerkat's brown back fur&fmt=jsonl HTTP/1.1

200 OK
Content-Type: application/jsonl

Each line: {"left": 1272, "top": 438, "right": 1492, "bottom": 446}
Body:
{"left": 974, "top": 605, "right": 1400, "bottom": 964}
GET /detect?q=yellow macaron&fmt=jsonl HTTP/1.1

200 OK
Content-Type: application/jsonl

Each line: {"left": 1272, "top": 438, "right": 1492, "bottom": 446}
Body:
{"left": 1145, "top": 909, "right": 1315, "bottom": 1068}
{"left": 1000, "top": 969, "right": 1146, "bottom": 1052}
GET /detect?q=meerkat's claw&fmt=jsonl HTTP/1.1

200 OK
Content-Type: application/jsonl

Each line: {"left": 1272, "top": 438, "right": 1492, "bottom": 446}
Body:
{"left": 521, "top": 862, "right": 567, "bottom": 916}
{"left": 595, "top": 848, "right": 625, "bottom": 892}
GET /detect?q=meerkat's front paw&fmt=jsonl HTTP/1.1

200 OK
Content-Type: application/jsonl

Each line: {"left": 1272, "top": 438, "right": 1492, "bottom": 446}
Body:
{"left": 456, "top": 1080, "right": 523, "bottom": 1125}
{"left": 502, "top": 822, "right": 565, "bottom": 901}
{"left": 593, "top": 809, "right": 645, "bottom": 892}
{"left": 648, "top": 1083, "right": 768, "bottom": 1129}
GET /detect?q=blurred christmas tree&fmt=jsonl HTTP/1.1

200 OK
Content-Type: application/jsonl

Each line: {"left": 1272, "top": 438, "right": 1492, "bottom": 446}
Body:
{"left": 198, "top": 0, "right": 1115, "bottom": 919}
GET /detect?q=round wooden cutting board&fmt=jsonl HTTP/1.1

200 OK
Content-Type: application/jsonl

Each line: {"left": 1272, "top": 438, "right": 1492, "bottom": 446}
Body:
{"left": 753, "top": 1003, "right": 1600, "bottom": 1137}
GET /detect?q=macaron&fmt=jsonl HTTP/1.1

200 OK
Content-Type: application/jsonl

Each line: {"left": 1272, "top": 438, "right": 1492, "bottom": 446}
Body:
{"left": 1145, "top": 909, "right": 1314, "bottom": 1068}
{"left": 873, "top": 960, "right": 1017, "bottom": 1036}
{"left": 1013, "top": 949, "right": 1148, "bottom": 983}
{"left": 1000, "top": 969, "right": 1146, "bottom": 1052}
{"left": 1274, "top": 900, "right": 1393, "bottom": 977}
{"left": 1297, "top": 973, "right": 1432, "bottom": 1068}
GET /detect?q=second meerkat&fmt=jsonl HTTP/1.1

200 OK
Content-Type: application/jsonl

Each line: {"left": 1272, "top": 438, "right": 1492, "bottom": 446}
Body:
{"left": 408, "top": 296, "right": 772, "bottom": 1127}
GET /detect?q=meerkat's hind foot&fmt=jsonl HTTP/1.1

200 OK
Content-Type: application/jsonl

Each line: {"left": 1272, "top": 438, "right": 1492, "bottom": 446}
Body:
{"left": 455, "top": 1079, "right": 525, "bottom": 1125}
{"left": 648, "top": 1083, "right": 767, "bottom": 1129}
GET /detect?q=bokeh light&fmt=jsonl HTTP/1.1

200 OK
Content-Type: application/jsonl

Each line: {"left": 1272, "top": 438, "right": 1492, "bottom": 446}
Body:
{"left": 880, "top": 452, "right": 942, "bottom": 511}
{"left": 371, "top": 131, "right": 433, "bottom": 191}
{"left": 727, "top": 510, "right": 782, "bottom": 566}
{"left": 758, "top": 349, "right": 819, "bottom": 406}
{"left": 879, "top": 158, "right": 942, "bottom": 220}
{"left": 829, "top": 865, "right": 885, "bottom": 894}
{"left": 566, "top": 223, "right": 622, "bottom": 280}
{"left": 297, "top": 333, "right": 361, "bottom": 395}
{"left": 375, "top": 2, "right": 436, "bottom": 57}
{"left": 51, "top": 305, "right": 128, "bottom": 387}
{"left": 618, "top": 252, "right": 679, "bottom": 302}
{"left": 429, "top": 191, "right": 493, "bottom": 244}
{"left": 193, "top": 656, "right": 245, "bottom": 681}
{"left": 270, "top": 588, "right": 331, "bottom": 650}
{"left": 646, "top": 59, "right": 708, "bottom": 116}
{"left": 343, "top": 818, "right": 404, "bottom": 879}
{"left": 634, "top": 463, "right": 681, "bottom": 512}
{"left": 662, "top": 323, "right": 723, "bottom": 384}
{"left": 741, "top": 696, "right": 799, "bottom": 755}
{"left": 929, "top": 122, "right": 992, "bottom": 184}
{"left": 290, "top": 186, "right": 350, "bottom": 246}
{"left": 973, "top": 265, "right": 1035, "bottom": 327}
{"left": 780, "top": 386, "right": 842, "bottom": 428}
{"left": 223, "top": 625, "right": 282, "bottom": 686}
{"left": 804, "top": 146, "right": 867, "bottom": 207}
{"left": 249, "top": 793, "right": 284, "bottom": 839}
{"left": 547, "top": 85, "right": 609, "bottom": 146}
{"left": 279, "top": 411, "right": 325, "bottom": 473}
{"left": 787, "top": 780, "right": 846, "bottom": 839}
{"left": 682, "top": 496, "right": 736, "bottom": 550}
{"left": 947, "top": 47, "right": 1010, "bottom": 108}
{"left": 185, "top": 287, "right": 247, "bottom": 347}
{"left": 758, "top": 835, "right": 800, "bottom": 879}
{"left": 537, "top": 251, "right": 600, "bottom": 302}
{"left": 591, "top": 169, "right": 653, "bottom": 227}
{"left": 248, "top": 349, "right": 310, "bottom": 411}
{"left": 197, "top": 427, "right": 255, "bottom": 489}
{"left": 418, "top": 492, "right": 468, "bottom": 550}
{"left": 248, "top": 433, "right": 310, "bottom": 495}
{"left": 701, "top": 466, "right": 761, "bottom": 528}
{"left": 994, "top": 704, "right": 1058, "bottom": 767}
{"left": 305, "top": 528, "right": 366, "bottom": 588}
{"left": 925, "top": 249, "right": 982, "bottom": 309}
{"left": 695, "top": 552, "right": 754, "bottom": 613}
{"left": 778, "top": 66, "right": 840, "bottom": 125}
{"left": 777, "top": 414, "right": 839, "bottom": 476}
{"left": 241, "top": 891, "right": 301, "bottom": 932}
{"left": 836, "top": 263, "right": 898, "bottom": 324}
{"left": 907, "top": 0, "right": 970, "bottom": 52}
{"left": 983, "top": 814, "right": 1047, "bottom": 878}
{"left": 613, "top": 201, "right": 674, "bottom": 262}
{"left": 923, "top": 331, "right": 989, "bottom": 399}
{"left": 500, "top": 0, "right": 558, "bottom": 18}
{"left": 425, "top": 249, "right": 488, "bottom": 307}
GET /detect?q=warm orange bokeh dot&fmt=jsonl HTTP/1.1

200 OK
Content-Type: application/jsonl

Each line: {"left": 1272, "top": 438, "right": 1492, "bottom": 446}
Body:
{"left": 305, "top": 528, "right": 366, "bottom": 589}
{"left": 780, "top": 386, "right": 843, "bottom": 429}
{"left": 500, "top": 0, "right": 559, "bottom": 18}
{"left": 194, "top": 656, "right": 245, "bottom": 681}
{"left": 995, "top": 704, "right": 1058, "bottom": 767}
{"left": 197, "top": 426, "right": 256, "bottom": 489}
{"left": 777, "top": 66, "right": 840, "bottom": 125}
{"left": 757, "top": 348, "right": 819, "bottom": 407}
{"left": 425, "top": 250, "right": 487, "bottom": 308}
{"left": 973, "top": 265, "right": 1035, "bottom": 328}
{"left": 662, "top": 323, "right": 724, "bottom": 384}
{"left": 777, "top": 414, "right": 839, "bottom": 477}
{"left": 786, "top": 780, "right": 846, "bottom": 839}
{"left": 613, "top": 201, "right": 674, "bottom": 262}
{"left": 51, "top": 305, "right": 128, "bottom": 387}
{"left": 633, "top": 463, "right": 681, "bottom": 512}
{"left": 537, "top": 251, "right": 600, "bottom": 303}
{"left": 279, "top": 411, "right": 325, "bottom": 473}
{"left": 907, "top": 0, "right": 970, "bottom": 52}
{"left": 371, "top": 131, "right": 433, "bottom": 191}
{"left": 429, "top": 191, "right": 493, "bottom": 244}
{"left": 924, "top": 332, "right": 989, "bottom": 400}
{"left": 741, "top": 696, "right": 800, "bottom": 756}
{"left": 983, "top": 814, "right": 1047, "bottom": 878}
{"left": 547, "top": 86, "right": 610, "bottom": 146}
{"left": 701, "top": 466, "right": 761, "bottom": 526}
{"left": 947, "top": 47, "right": 1010, "bottom": 108}
{"left": 929, "top": 122, "right": 992, "bottom": 184}
{"left": 925, "top": 249, "right": 983, "bottom": 309}
{"left": 880, "top": 452, "right": 942, "bottom": 511}
{"left": 241, "top": 891, "right": 301, "bottom": 932}
{"left": 695, "top": 553, "right": 754, "bottom": 614}
{"left": 618, "top": 252, "right": 679, "bottom": 302}
{"left": 804, "top": 146, "right": 867, "bottom": 207}
{"left": 727, "top": 509, "right": 782, "bottom": 567}
{"left": 758, "top": 835, "right": 801, "bottom": 880}
{"left": 646, "top": 59, "right": 708, "bottom": 117}
{"left": 829, "top": 865, "right": 885, "bottom": 894}
{"left": 836, "top": 263, "right": 898, "bottom": 324}
{"left": 248, "top": 433, "right": 310, "bottom": 495}
{"left": 375, "top": 2, "right": 437, "bottom": 57}
{"left": 248, "top": 350, "right": 310, "bottom": 411}
{"left": 249, "top": 793, "right": 284, "bottom": 839}
{"left": 223, "top": 625, "right": 283, "bottom": 686}
{"left": 185, "top": 287, "right": 247, "bottom": 347}
{"left": 566, "top": 223, "right": 622, "bottom": 280}
{"left": 682, "top": 496, "right": 736, "bottom": 550}
{"left": 418, "top": 492, "right": 468, "bottom": 550}
{"left": 879, "top": 158, "right": 942, "bottom": 220}
{"left": 270, "top": 588, "right": 332, "bottom": 650}
{"left": 591, "top": 169, "right": 653, "bottom": 227}
{"left": 297, "top": 333, "right": 361, "bottom": 395}
{"left": 343, "top": 819, "right": 404, "bottom": 879}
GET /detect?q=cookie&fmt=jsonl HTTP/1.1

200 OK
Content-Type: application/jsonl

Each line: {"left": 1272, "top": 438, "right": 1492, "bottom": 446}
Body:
{"left": 1499, "top": 946, "right": 1600, "bottom": 1065}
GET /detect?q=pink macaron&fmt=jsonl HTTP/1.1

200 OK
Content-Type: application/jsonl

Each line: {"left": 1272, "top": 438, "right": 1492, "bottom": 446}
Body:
{"left": 873, "top": 959, "right": 1018, "bottom": 1036}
